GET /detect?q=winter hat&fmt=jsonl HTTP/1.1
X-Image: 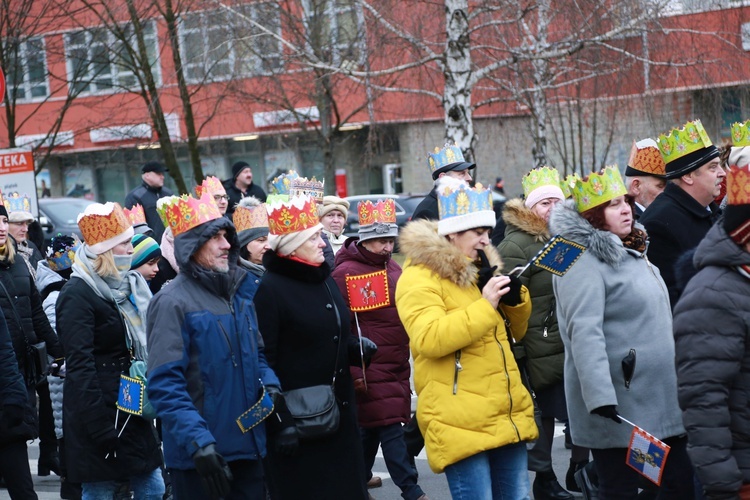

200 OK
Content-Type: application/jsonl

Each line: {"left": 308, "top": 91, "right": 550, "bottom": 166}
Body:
{"left": 358, "top": 198, "right": 398, "bottom": 243}
{"left": 522, "top": 166, "right": 564, "bottom": 209}
{"left": 657, "top": 120, "right": 719, "bottom": 179}
{"left": 231, "top": 161, "right": 251, "bottom": 181}
{"left": 141, "top": 161, "right": 167, "bottom": 174}
{"left": 436, "top": 176, "right": 495, "bottom": 236}
{"left": 318, "top": 195, "right": 350, "bottom": 219}
{"left": 46, "top": 234, "right": 79, "bottom": 272}
{"left": 235, "top": 196, "right": 269, "bottom": 248}
{"left": 8, "top": 211, "right": 34, "bottom": 223}
{"left": 131, "top": 234, "right": 161, "bottom": 269}
{"left": 267, "top": 195, "right": 323, "bottom": 256}
{"left": 77, "top": 202, "right": 134, "bottom": 255}
{"left": 724, "top": 142, "right": 750, "bottom": 245}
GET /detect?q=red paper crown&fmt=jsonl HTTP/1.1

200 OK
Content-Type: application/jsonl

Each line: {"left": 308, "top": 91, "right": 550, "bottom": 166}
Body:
{"left": 78, "top": 202, "right": 132, "bottom": 248}
{"left": 234, "top": 202, "right": 269, "bottom": 232}
{"left": 194, "top": 176, "right": 225, "bottom": 198}
{"left": 123, "top": 204, "right": 147, "bottom": 226}
{"left": 267, "top": 196, "right": 320, "bottom": 236}
{"left": 358, "top": 199, "right": 396, "bottom": 226}
{"left": 156, "top": 193, "right": 222, "bottom": 237}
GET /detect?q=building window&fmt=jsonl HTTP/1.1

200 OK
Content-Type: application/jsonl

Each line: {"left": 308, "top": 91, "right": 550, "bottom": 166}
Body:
{"left": 180, "top": 3, "right": 282, "bottom": 83}
{"left": 6, "top": 37, "right": 49, "bottom": 101}
{"left": 302, "top": 0, "right": 365, "bottom": 66}
{"left": 64, "top": 21, "right": 160, "bottom": 94}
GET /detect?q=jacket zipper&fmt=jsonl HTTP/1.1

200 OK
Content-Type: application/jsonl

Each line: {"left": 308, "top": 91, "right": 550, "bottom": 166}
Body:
{"left": 452, "top": 351, "right": 462, "bottom": 394}
{"left": 542, "top": 299, "right": 555, "bottom": 338}
{"left": 494, "top": 327, "right": 521, "bottom": 441}
{"left": 218, "top": 320, "right": 237, "bottom": 368}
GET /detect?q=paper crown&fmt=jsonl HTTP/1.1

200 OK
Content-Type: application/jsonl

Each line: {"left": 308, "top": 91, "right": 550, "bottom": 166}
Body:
{"left": 290, "top": 176, "right": 324, "bottom": 203}
{"left": 271, "top": 170, "right": 299, "bottom": 195}
{"left": 358, "top": 199, "right": 397, "bottom": 226}
{"left": 626, "top": 139, "right": 666, "bottom": 177}
{"left": 731, "top": 121, "right": 750, "bottom": 147}
{"left": 77, "top": 202, "right": 134, "bottom": 254}
{"left": 657, "top": 120, "right": 713, "bottom": 165}
{"left": 572, "top": 166, "right": 628, "bottom": 213}
{"left": 267, "top": 195, "right": 321, "bottom": 236}
{"left": 234, "top": 200, "right": 269, "bottom": 233}
{"left": 156, "top": 193, "right": 222, "bottom": 237}
{"left": 522, "top": 166, "right": 561, "bottom": 197}
{"left": 427, "top": 143, "right": 469, "bottom": 176}
{"left": 4, "top": 191, "right": 30, "bottom": 213}
{"left": 194, "top": 176, "right": 225, "bottom": 198}
{"left": 46, "top": 235, "right": 79, "bottom": 272}
{"left": 123, "top": 204, "right": 147, "bottom": 226}
{"left": 437, "top": 179, "right": 495, "bottom": 235}
{"left": 561, "top": 174, "right": 580, "bottom": 199}
{"left": 727, "top": 164, "right": 750, "bottom": 205}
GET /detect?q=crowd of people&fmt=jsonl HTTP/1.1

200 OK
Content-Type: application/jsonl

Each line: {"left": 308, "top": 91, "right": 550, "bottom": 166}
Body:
{"left": 0, "top": 118, "right": 749, "bottom": 500}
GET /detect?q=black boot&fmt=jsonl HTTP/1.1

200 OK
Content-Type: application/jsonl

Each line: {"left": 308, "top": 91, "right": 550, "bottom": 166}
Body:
{"left": 533, "top": 470, "right": 574, "bottom": 500}
{"left": 574, "top": 461, "right": 600, "bottom": 500}
{"left": 566, "top": 458, "right": 588, "bottom": 492}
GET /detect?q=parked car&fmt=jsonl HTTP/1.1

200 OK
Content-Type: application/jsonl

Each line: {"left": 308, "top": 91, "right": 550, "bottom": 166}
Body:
{"left": 38, "top": 197, "right": 96, "bottom": 250}
{"left": 343, "top": 193, "right": 426, "bottom": 238}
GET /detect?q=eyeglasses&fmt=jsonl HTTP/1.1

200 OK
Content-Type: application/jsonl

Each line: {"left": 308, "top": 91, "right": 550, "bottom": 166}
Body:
{"left": 213, "top": 195, "right": 228, "bottom": 201}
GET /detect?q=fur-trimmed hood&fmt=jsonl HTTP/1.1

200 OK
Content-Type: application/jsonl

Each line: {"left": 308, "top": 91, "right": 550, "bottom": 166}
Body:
{"left": 398, "top": 219, "right": 503, "bottom": 288}
{"left": 548, "top": 199, "right": 629, "bottom": 267}
{"left": 502, "top": 198, "right": 550, "bottom": 243}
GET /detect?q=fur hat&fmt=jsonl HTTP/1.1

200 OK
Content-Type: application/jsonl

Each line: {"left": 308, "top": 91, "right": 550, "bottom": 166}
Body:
{"left": 318, "top": 195, "right": 350, "bottom": 220}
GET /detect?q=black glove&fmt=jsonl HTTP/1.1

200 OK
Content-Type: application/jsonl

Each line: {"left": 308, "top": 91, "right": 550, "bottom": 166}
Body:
{"left": 590, "top": 405, "right": 621, "bottom": 423}
{"left": 91, "top": 425, "right": 119, "bottom": 457}
{"left": 1, "top": 404, "right": 24, "bottom": 428}
{"left": 499, "top": 274, "right": 523, "bottom": 306}
{"left": 476, "top": 249, "right": 498, "bottom": 292}
{"left": 193, "top": 444, "right": 233, "bottom": 499}
{"left": 275, "top": 425, "right": 300, "bottom": 456}
{"left": 360, "top": 337, "right": 378, "bottom": 367}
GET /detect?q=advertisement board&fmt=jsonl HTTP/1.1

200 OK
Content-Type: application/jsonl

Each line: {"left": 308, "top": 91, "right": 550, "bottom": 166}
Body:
{"left": 0, "top": 148, "right": 38, "bottom": 216}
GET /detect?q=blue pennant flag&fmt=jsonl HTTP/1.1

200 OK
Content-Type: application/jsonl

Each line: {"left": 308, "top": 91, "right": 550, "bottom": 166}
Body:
{"left": 117, "top": 374, "right": 145, "bottom": 416}
{"left": 626, "top": 425, "right": 671, "bottom": 486}
{"left": 532, "top": 235, "right": 585, "bottom": 276}
{"left": 236, "top": 385, "right": 274, "bottom": 433}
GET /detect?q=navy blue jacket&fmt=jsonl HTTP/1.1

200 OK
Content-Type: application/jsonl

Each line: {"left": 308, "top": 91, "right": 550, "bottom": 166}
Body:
{"left": 146, "top": 217, "right": 279, "bottom": 470}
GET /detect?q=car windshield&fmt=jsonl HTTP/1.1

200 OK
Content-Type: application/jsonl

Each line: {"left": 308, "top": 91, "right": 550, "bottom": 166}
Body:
{"left": 41, "top": 199, "right": 93, "bottom": 224}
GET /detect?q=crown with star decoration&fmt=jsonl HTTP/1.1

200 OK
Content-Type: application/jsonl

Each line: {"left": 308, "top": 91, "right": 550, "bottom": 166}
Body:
{"left": 571, "top": 166, "right": 628, "bottom": 212}
{"left": 156, "top": 193, "right": 222, "bottom": 237}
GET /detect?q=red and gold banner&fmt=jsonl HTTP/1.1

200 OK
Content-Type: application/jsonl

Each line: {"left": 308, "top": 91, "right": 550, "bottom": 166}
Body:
{"left": 345, "top": 270, "right": 390, "bottom": 312}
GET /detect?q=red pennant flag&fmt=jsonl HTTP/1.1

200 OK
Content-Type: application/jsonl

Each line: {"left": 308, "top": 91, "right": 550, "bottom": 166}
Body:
{"left": 345, "top": 270, "right": 390, "bottom": 311}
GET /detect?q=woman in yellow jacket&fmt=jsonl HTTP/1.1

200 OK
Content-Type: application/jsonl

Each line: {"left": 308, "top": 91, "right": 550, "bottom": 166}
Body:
{"left": 396, "top": 177, "right": 538, "bottom": 499}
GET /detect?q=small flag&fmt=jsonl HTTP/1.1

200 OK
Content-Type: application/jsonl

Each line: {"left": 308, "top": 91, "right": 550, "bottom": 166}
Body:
{"left": 236, "top": 385, "right": 274, "bottom": 433}
{"left": 345, "top": 270, "right": 390, "bottom": 312}
{"left": 532, "top": 235, "right": 585, "bottom": 276}
{"left": 625, "top": 425, "right": 671, "bottom": 486}
{"left": 117, "top": 374, "right": 145, "bottom": 416}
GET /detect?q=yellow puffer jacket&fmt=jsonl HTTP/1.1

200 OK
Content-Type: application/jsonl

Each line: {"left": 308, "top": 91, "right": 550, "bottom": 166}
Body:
{"left": 395, "top": 220, "right": 538, "bottom": 473}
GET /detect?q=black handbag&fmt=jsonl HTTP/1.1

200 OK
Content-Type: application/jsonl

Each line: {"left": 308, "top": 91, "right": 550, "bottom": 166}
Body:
{"left": 283, "top": 282, "right": 343, "bottom": 440}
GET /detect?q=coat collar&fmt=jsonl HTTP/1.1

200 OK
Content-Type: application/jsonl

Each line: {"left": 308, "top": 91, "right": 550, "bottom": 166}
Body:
{"left": 263, "top": 249, "right": 331, "bottom": 283}
{"left": 399, "top": 220, "right": 503, "bottom": 288}
{"left": 502, "top": 198, "right": 550, "bottom": 242}
{"left": 660, "top": 182, "right": 719, "bottom": 220}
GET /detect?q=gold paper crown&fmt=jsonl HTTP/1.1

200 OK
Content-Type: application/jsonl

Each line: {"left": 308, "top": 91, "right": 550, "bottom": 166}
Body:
{"left": 561, "top": 174, "right": 580, "bottom": 199}
{"left": 731, "top": 121, "right": 750, "bottom": 147}
{"left": 234, "top": 201, "right": 269, "bottom": 233}
{"left": 522, "top": 166, "right": 561, "bottom": 198}
{"left": 156, "top": 193, "right": 222, "bottom": 237}
{"left": 123, "top": 204, "right": 147, "bottom": 226}
{"left": 572, "top": 166, "right": 628, "bottom": 212}
{"left": 627, "top": 139, "right": 666, "bottom": 176}
{"left": 290, "top": 176, "right": 324, "bottom": 203}
{"left": 358, "top": 199, "right": 397, "bottom": 226}
{"left": 78, "top": 202, "right": 132, "bottom": 247}
{"left": 194, "top": 176, "right": 224, "bottom": 198}
{"left": 267, "top": 196, "right": 320, "bottom": 236}
{"left": 657, "top": 119, "right": 713, "bottom": 165}
{"left": 727, "top": 164, "right": 750, "bottom": 205}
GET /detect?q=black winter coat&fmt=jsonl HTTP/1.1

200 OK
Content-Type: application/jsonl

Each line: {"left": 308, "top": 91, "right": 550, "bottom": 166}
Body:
{"left": 56, "top": 277, "right": 162, "bottom": 483}
{"left": 639, "top": 182, "right": 720, "bottom": 307}
{"left": 254, "top": 251, "right": 367, "bottom": 500}
{"left": 223, "top": 178, "right": 267, "bottom": 217}
{"left": 0, "top": 307, "right": 32, "bottom": 446}
{"left": 674, "top": 223, "right": 750, "bottom": 497}
{"left": 412, "top": 188, "right": 439, "bottom": 221}
{"left": 124, "top": 182, "right": 174, "bottom": 243}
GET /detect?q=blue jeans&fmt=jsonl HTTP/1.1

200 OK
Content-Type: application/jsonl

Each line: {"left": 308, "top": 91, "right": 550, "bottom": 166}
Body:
{"left": 444, "top": 442, "right": 530, "bottom": 500}
{"left": 82, "top": 467, "right": 164, "bottom": 500}
{"left": 361, "top": 423, "right": 425, "bottom": 500}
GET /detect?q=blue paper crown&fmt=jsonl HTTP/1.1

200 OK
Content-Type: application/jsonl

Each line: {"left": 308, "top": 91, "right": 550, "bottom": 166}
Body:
{"left": 437, "top": 182, "right": 493, "bottom": 220}
{"left": 271, "top": 170, "right": 299, "bottom": 195}
{"left": 427, "top": 143, "right": 467, "bottom": 176}
{"left": 4, "top": 192, "right": 30, "bottom": 213}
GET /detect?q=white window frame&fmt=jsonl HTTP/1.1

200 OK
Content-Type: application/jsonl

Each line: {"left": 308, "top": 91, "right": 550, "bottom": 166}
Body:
{"left": 64, "top": 21, "right": 160, "bottom": 96}
{"left": 178, "top": 2, "right": 282, "bottom": 84}
{"left": 6, "top": 36, "right": 50, "bottom": 102}
{"left": 301, "top": 0, "right": 366, "bottom": 67}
